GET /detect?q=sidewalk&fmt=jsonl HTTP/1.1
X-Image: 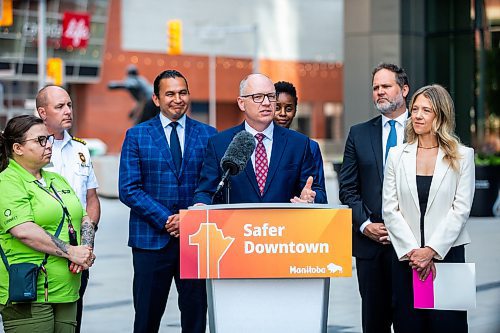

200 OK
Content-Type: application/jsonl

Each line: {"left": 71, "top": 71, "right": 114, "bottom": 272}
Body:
{"left": 1, "top": 198, "right": 499, "bottom": 332}
{"left": 80, "top": 199, "right": 499, "bottom": 333}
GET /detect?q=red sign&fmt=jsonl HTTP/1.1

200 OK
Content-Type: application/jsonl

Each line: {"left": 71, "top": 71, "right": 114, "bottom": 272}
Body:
{"left": 61, "top": 12, "right": 90, "bottom": 49}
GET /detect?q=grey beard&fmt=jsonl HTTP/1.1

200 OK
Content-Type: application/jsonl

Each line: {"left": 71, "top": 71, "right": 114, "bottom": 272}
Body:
{"left": 375, "top": 95, "right": 404, "bottom": 115}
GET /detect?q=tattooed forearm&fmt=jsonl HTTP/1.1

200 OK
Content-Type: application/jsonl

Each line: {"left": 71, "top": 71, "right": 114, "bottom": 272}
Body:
{"left": 80, "top": 222, "right": 95, "bottom": 248}
{"left": 45, "top": 230, "right": 69, "bottom": 256}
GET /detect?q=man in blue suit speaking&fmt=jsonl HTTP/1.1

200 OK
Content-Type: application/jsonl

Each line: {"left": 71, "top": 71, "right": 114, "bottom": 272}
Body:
{"left": 119, "top": 70, "right": 217, "bottom": 333}
{"left": 194, "top": 73, "right": 326, "bottom": 205}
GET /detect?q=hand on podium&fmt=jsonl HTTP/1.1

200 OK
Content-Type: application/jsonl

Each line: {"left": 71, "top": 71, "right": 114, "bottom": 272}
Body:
{"left": 290, "top": 176, "right": 316, "bottom": 204}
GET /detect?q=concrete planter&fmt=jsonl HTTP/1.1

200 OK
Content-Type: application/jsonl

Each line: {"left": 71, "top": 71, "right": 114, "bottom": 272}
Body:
{"left": 471, "top": 165, "right": 500, "bottom": 217}
{"left": 92, "top": 154, "right": 120, "bottom": 198}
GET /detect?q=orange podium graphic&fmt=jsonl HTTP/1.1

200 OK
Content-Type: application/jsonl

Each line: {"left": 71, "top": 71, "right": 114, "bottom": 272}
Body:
{"left": 180, "top": 208, "right": 352, "bottom": 279}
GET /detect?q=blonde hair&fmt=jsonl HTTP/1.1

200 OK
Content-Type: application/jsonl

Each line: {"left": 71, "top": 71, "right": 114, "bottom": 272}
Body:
{"left": 405, "top": 84, "right": 461, "bottom": 171}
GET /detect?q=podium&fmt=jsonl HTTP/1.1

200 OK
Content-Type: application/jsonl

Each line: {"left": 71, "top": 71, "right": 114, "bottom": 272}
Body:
{"left": 180, "top": 203, "right": 351, "bottom": 333}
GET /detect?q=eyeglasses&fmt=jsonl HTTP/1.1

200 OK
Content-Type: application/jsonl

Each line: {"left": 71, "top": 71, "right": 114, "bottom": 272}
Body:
{"left": 20, "top": 134, "right": 55, "bottom": 147}
{"left": 240, "top": 93, "right": 277, "bottom": 103}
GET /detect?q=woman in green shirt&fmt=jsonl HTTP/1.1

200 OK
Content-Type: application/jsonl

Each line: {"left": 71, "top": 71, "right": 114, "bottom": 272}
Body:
{"left": 0, "top": 115, "right": 96, "bottom": 333}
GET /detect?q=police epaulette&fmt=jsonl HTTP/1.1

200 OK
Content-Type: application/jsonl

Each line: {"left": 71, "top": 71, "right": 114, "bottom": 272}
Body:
{"left": 72, "top": 137, "right": 87, "bottom": 145}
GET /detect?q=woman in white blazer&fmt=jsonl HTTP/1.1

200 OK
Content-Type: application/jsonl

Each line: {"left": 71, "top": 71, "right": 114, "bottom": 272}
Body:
{"left": 383, "top": 84, "right": 475, "bottom": 333}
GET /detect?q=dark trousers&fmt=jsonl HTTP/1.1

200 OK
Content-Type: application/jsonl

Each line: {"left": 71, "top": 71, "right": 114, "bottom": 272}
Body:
{"left": 75, "top": 269, "right": 89, "bottom": 333}
{"left": 392, "top": 245, "right": 468, "bottom": 333}
{"left": 356, "top": 245, "right": 393, "bottom": 333}
{"left": 132, "top": 239, "right": 207, "bottom": 333}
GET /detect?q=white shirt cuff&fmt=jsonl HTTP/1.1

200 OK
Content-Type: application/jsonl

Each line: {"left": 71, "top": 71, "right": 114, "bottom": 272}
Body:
{"left": 360, "top": 219, "right": 372, "bottom": 233}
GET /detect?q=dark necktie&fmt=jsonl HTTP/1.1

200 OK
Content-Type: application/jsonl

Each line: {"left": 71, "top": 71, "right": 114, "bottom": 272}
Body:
{"left": 254, "top": 133, "right": 268, "bottom": 196}
{"left": 169, "top": 122, "right": 182, "bottom": 173}
{"left": 385, "top": 119, "right": 397, "bottom": 162}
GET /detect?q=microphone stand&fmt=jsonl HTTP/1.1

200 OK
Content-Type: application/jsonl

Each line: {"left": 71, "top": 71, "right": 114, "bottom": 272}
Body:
{"left": 225, "top": 178, "right": 231, "bottom": 204}
{"left": 212, "top": 168, "right": 231, "bottom": 204}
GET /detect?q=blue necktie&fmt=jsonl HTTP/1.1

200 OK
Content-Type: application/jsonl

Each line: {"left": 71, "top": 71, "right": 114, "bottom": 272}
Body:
{"left": 385, "top": 120, "right": 397, "bottom": 161}
{"left": 169, "top": 122, "right": 182, "bottom": 173}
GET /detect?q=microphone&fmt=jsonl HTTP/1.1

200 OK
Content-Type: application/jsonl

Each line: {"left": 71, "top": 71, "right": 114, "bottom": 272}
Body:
{"left": 214, "top": 130, "right": 256, "bottom": 198}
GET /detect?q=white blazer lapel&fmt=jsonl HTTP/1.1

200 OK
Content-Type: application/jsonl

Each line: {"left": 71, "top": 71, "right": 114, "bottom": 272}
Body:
{"left": 402, "top": 143, "right": 420, "bottom": 214}
{"left": 426, "top": 147, "right": 451, "bottom": 214}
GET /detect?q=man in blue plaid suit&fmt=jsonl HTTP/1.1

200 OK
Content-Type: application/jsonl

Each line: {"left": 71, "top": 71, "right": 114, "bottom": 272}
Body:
{"left": 119, "top": 70, "right": 217, "bottom": 333}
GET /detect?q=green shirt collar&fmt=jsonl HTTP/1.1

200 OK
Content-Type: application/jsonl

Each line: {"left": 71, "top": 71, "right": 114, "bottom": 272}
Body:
{"left": 8, "top": 159, "right": 57, "bottom": 185}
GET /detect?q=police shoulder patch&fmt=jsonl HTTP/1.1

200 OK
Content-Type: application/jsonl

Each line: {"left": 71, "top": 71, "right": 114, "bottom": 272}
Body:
{"left": 72, "top": 137, "right": 87, "bottom": 145}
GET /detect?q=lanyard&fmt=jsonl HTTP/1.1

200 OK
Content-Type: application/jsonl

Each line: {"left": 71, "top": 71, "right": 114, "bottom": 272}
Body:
{"left": 0, "top": 181, "right": 67, "bottom": 303}
{"left": 35, "top": 180, "right": 78, "bottom": 246}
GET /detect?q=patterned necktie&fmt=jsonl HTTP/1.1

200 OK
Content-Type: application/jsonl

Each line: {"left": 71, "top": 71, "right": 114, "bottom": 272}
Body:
{"left": 169, "top": 122, "right": 182, "bottom": 173}
{"left": 254, "top": 133, "right": 268, "bottom": 196}
{"left": 385, "top": 119, "right": 397, "bottom": 162}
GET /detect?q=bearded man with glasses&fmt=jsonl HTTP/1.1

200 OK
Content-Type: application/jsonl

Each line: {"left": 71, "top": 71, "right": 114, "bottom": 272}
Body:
{"left": 36, "top": 85, "right": 100, "bottom": 333}
{"left": 194, "top": 73, "right": 327, "bottom": 205}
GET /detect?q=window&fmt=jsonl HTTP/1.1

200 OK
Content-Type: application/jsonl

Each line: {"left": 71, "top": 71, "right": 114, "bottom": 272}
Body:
{"left": 323, "top": 102, "right": 343, "bottom": 140}
{"left": 291, "top": 102, "right": 312, "bottom": 137}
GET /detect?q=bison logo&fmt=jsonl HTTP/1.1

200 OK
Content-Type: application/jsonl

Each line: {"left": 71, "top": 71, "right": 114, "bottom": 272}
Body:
{"left": 327, "top": 262, "right": 343, "bottom": 274}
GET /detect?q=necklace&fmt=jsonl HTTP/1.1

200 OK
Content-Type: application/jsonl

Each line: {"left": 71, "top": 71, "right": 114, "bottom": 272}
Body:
{"left": 417, "top": 145, "right": 438, "bottom": 149}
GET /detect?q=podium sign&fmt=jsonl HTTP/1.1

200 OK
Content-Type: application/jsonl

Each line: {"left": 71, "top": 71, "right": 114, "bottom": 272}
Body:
{"left": 180, "top": 208, "right": 351, "bottom": 279}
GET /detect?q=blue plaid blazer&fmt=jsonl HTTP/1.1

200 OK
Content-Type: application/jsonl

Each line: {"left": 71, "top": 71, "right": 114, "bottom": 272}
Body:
{"left": 119, "top": 115, "right": 217, "bottom": 250}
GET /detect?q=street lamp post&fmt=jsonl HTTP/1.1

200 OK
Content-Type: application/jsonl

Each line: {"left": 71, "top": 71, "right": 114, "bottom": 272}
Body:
{"left": 209, "top": 53, "right": 216, "bottom": 128}
{"left": 199, "top": 24, "right": 259, "bottom": 127}
{"left": 38, "top": 0, "right": 46, "bottom": 92}
{"left": 251, "top": 24, "right": 259, "bottom": 73}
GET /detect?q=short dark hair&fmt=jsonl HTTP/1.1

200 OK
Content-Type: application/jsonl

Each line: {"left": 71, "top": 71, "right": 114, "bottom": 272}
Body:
{"left": 372, "top": 63, "right": 409, "bottom": 89}
{"left": 0, "top": 115, "right": 44, "bottom": 172}
{"left": 274, "top": 81, "right": 298, "bottom": 107}
{"left": 153, "top": 70, "right": 189, "bottom": 97}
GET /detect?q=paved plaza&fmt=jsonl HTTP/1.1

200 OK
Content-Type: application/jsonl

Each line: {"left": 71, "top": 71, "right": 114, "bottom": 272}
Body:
{"left": 1, "top": 197, "right": 499, "bottom": 332}
{"left": 84, "top": 199, "right": 500, "bottom": 332}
